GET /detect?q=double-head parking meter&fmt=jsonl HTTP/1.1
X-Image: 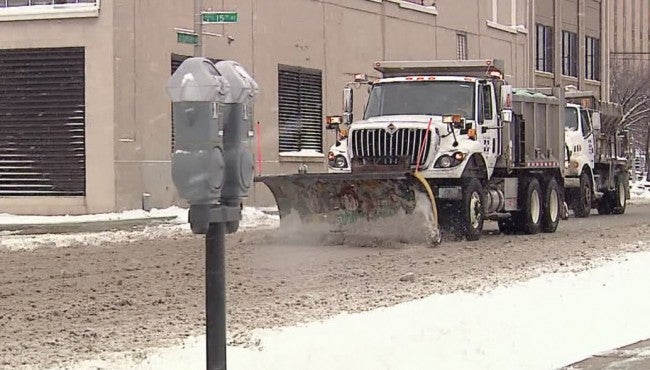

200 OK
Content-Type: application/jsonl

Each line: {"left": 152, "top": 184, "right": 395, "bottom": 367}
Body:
{"left": 166, "top": 58, "right": 258, "bottom": 234}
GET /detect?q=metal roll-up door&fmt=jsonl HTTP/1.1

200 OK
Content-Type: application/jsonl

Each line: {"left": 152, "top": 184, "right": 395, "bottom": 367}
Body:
{"left": 0, "top": 47, "right": 86, "bottom": 196}
{"left": 278, "top": 65, "right": 323, "bottom": 153}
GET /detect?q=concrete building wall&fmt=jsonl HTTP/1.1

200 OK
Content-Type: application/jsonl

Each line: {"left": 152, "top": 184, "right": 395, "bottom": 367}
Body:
{"left": 0, "top": 1, "right": 115, "bottom": 215}
{"left": 531, "top": 0, "right": 607, "bottom": 98}
{"left": 8, "top": 0, "right": 628, "bottom": 215}
{"left": 610, "top": 0, "right": 650, "bottom": 63}
{"left": 105, "top": 0, "right": 530, "bottom": 210}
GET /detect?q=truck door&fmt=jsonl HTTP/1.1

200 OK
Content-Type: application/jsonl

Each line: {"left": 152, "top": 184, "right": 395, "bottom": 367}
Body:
{"left": 580, "top": 108, "right": 595, "bottom": 169}
{"left": 478, "top": 83, "right": 499, "bottom": 176}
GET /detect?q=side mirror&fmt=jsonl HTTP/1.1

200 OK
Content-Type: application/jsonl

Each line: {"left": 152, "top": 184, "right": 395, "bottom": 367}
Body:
{"left": 591, "top": 112, "right": 601, "bottom": 131}
{"left": 343, "top": 87, "right": 353, "bottom": 124}
{"left": 501, "top": 109, "right": 513, "bottom": 123}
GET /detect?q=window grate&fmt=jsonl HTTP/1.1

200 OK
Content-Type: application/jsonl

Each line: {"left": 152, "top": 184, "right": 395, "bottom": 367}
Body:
{"left": 536, "top": 24, "right": 554, "bottom": 73}
{"left": 562, "top": 31, "right": 578, "bottom": 77}
{"left": 0, "top": 47, "right": 86, "bottom": 196}
{"left": 585, "top": 36, "right": 600, "bottom": 81}
{"left": 278, "top": 65, "right": 323, "bottom": 153}
{"left": 456, "top": 34, "right": 468, "bottom": 60}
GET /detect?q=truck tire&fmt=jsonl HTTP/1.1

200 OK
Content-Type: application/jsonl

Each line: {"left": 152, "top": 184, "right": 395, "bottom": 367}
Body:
{"left": 541, "top": 178, "right": 561, "bottom": 233}
{"left": 573, "top": 172, "right": 592, "bottom": 218}
{"left": 597, "top": 195, "right": 612, "bottom": 215}
{"left": 517, "top": 177, "right": 542, "bottom": 234}
{"left": 458, "top": 178, "right": 485, "bottom": 241}
{"left": 611, "top": 175, "right": 627, "bottom": 215}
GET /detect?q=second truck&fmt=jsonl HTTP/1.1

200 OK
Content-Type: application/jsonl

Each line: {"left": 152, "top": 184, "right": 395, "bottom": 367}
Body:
{"left": 257, "top": 59, "right": 570, "bottom": 244}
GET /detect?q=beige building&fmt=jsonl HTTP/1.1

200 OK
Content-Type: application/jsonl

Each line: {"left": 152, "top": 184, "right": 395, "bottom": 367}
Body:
{"left": 610, "top": 0, "right": 650, "bottom": 64}
{"left": 0, "top": 0, "right": 614, "bottom": 215}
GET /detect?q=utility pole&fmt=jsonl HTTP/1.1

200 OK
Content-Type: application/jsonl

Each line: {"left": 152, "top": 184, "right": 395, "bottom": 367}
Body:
{"left": 194, "top": 0, "right": 203, "bottom": 57}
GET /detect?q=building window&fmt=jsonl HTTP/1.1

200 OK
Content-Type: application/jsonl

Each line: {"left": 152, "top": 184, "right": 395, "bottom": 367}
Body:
{"left": 278, "top": 65, "right": 323, "bottom": 154}
{"left": 0, "top": 0, "right": 96, "bottom": 7}
{"left": 456, "top": 34, "right": 468, "bottom": 60}
{"left": 562, "top": 31, "right": 578, "bottom": 77}
{"left": 585, "top": 36, "right": 600, "bottom": 81}
{"left": 0, "top": 47, "right": 86, "bottom": 196}
{"left": 0, "top": 0, "right": 99, "bottom": 21}
{"left": 536, "top": 24, "right": 553, "bottom": 73}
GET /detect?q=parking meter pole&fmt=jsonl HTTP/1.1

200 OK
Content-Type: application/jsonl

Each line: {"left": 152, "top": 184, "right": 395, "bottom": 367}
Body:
{"left": 167, "top": 58, "right": 258, "bottom": 370}
{"left": 206, "top": 222, "right": 227, "bottom": 370}
{"left": 194, "top": 0, "right": 203, "bottom": 57}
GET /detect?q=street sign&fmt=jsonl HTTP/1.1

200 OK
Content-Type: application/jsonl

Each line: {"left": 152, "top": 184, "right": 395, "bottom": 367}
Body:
{"left": 177, "top": 31, "right": 198, "bottom": 45}
{"left": 202, "top": 11, "right": 238, "bottom": 24}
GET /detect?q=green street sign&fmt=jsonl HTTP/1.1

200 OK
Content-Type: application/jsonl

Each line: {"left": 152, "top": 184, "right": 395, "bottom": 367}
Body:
{"left": 177, "top": 31, "right": 198, "bottom": 45}
{"left": 202, "top": 11, "right": 238, "bottom": 24}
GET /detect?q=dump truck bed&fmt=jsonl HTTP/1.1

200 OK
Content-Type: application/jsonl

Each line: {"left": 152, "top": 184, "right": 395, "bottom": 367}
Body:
{"left": 498, "top": 88, "right": 566, "bottom": 172}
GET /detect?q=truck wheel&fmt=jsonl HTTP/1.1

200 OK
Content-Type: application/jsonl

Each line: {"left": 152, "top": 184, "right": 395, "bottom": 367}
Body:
{"left": 541, "top": 178, "right": 561, "bottom": 233}
{"left": 611, "top": 175, "right": 627, "bottom": 215}
{"left": 597, "top": 195, "right": 613, "bottom": 215}
{"left": 573, "top": 172, "right": 592, "bottom": 218}
{"left": 518, "top": 177, "right": 542, "bottom": 234}
{"left": 459, "top": 178, "right": 485, "bottom": 241}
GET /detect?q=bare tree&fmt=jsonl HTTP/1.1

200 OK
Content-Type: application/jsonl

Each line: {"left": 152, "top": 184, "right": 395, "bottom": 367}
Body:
{"left": 610, "top": 59, "right": 650, "bottom": 177}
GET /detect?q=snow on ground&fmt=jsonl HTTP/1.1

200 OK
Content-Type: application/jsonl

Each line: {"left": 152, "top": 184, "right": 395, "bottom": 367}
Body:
{"left": 0, "top": 207, "right": 279, "bottom": 250}
{"left": 0, "top": 206, "right": 189, "bottom": 226}
{"left": 630, "top": 179, "right": 650, "bottom": 205}
{"left": 53, "top": 247, "right": 650, "bottom": 370}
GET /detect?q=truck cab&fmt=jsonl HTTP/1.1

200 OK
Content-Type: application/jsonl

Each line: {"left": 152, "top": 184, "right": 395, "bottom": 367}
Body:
{"left": 327, "top": 61, "right": 505, "bottom": 182}
{"left": 563, "top": 94, "right": 629, "bottom": 217}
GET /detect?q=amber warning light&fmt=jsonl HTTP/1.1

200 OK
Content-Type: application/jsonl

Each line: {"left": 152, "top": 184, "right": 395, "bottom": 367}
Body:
{"left": 325, "top": 115, "right": 342, "bottom": 129}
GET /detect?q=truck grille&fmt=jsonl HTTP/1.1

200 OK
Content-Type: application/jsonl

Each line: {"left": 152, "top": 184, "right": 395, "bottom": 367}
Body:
{"left": 351, "top": 128, "right": 432, "bottom": 166}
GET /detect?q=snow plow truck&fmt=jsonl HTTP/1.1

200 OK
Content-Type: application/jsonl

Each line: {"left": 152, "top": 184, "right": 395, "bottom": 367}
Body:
{"left": 255, "top": 59, "right": 567, "bottom": 244}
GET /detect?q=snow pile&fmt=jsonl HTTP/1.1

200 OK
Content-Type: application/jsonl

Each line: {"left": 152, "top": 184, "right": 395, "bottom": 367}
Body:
{"left": 0, "top": 206, "right": 188, "bottom": 226}
{"left": 54, "top": 248, "right": 650, "bottom": 370}
{"left": 630, "top": 179, "right": 650, "bottom": 205}
{"left": 0, "top": 206, "right": 278, "bottom": 250}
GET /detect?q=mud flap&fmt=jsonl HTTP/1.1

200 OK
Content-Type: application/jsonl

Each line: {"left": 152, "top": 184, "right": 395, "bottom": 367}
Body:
{"left": 255, "top": 171, "right": 440, "bottom": 245}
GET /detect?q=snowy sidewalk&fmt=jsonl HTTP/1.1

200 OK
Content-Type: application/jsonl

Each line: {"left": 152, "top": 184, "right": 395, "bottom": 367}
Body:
{"left": 565, "top": 339, "right": 650, "bottom": 370}
{"left": 0, "top": 206, "right": 279, "bottom": 250}
{"left": 51, "top": 249, "right": 650, "bottom": 370}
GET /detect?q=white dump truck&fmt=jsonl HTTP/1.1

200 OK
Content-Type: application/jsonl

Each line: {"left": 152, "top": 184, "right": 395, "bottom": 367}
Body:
{"left": 563, "top": 91, "right": 629, "bottom": 216}
{"left": 257, "top": 60, "right": 567, "bottom": 243}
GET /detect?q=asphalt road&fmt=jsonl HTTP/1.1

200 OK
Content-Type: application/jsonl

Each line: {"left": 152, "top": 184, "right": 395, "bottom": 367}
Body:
{"left": 1, "top": 205, "right": 650, "bottom": 369}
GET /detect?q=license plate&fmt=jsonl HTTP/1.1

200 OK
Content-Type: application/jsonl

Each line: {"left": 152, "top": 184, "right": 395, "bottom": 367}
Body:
{"left": 437, "top": 187, "right": 462, "bottom": 199}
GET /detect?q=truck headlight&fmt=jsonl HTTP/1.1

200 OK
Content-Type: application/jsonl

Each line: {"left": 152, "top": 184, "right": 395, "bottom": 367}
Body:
{"left": 434, "top": 152, "right": 466, "bottom": 168}
{"left": 334, "top": 155, "right": 348, "bottom": 168}
{"left": 436, "top": 155, "right": 453, "bottom": 168}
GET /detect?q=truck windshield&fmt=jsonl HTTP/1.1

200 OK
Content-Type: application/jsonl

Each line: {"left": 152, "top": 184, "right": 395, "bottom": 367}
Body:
{"left": 364, "top": 81, "right": 475, "bottom": 119}
{"left": 565, "top": 107, "right": 579, "bottom": 131}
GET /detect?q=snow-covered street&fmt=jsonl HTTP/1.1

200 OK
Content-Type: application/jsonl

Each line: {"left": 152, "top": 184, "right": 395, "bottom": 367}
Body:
{"left": 52, "top": 249, "right": 650, "bottom": 370}
{"left": 1, "top": 203, "right": 649, "bottom": 369}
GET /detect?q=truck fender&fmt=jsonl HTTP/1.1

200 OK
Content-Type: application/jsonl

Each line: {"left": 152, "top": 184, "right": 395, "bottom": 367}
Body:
{"left": 581, "top": 165, "right": 595, "bottom": 193}
{"left": 461, "top": 154, "right": 488, "bottom": 181}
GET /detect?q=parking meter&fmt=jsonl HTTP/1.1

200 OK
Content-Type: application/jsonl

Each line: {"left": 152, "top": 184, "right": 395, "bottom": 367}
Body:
{"left": 166, "top": 58, "right": 258, "bottom": 234}
{"left": 213, "top": 61, "right": 259, "bottom": 223}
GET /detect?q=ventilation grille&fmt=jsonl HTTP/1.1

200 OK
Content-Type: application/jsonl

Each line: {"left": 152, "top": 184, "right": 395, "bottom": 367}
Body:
{"left": 0, "top": 47, "right": 86, "bottom": 196}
